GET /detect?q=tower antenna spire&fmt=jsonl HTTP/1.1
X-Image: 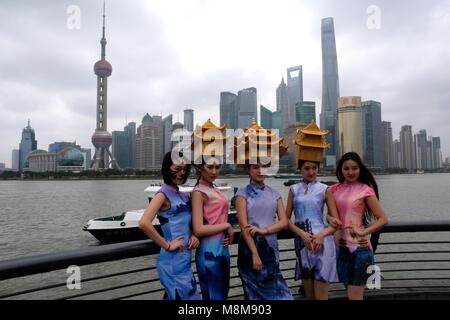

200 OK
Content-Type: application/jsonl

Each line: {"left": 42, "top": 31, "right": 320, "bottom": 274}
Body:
{"left": 101, "top": 0, "right": 107, "bottom": 59}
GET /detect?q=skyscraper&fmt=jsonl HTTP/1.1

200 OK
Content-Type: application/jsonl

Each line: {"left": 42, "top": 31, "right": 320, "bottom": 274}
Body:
{"left": 400, "top": 125, "right": 415, "bottom": 170}
{"left": 320, "top": 17, "right": 340, "bottom": 162}
{"left": 296, "top": 101, "right": 316, "bottom": 125}
{"left": 237, "top": 87, "right": 257, "bottom": 129}
{"left": 414, "top": 129, "right": 428, "bottom": 169}
{"left": 136, "top": 114, "right": 161, "bottom": 170}
{"left": 276, "top": 77, "right": 289, "bottom": 132}
{"left": 432, "top": 137, "right": 443, "bottom": 169}
{"left": 112, "top": 122, "right": 136, "bottom": 168}
{"left": 393, "top": 139, "right": 401, "bottom": 168}
{"left": 260, "top": 105, "right": 272, "bottom": 129}
{"left": 338, "top": 97, "right": 363, "bottom": 157}
{"left": 12, "top": 149, "right": 20, "bottom": 171}
{"left": 260, "top": 105, "right": 281, "bottom": 132}
{"left": 91, "top": 3, "right": 120, "bottom": 170}
{"left": 220, "top": 92, "right": 238, "bottom": 129}
{"left": 19, "top": 120, "right": 37, "bottom": 172}
{"left": 160, "top": 115, "right": 173, "bottom": 161}
{"left": 382, "top": 121, "right": 394, "bottom": 168}
{"left": 362, "top": 100, "right": 384, "bottom": 168}
{"left": 287, "top": 66, "right": 303, "bottom": 128}
{"left": 184, "top": 109, "right": 194, "bottom": 132}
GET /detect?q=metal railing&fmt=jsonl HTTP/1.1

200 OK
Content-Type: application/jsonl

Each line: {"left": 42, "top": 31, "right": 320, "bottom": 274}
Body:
{"left": 1, "top": 220, "right": 450, "bottom": 300}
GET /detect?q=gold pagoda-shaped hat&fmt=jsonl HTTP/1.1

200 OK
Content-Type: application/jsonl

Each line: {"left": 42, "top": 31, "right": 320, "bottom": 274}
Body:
{"left": 191, "top": 119, "right": 227, "bottom": 163}
{"left": 230, "top": 119, "right": 288, "bottom": 167}
{"left": 293, "top": 121, "right": 330, "bottom": 163}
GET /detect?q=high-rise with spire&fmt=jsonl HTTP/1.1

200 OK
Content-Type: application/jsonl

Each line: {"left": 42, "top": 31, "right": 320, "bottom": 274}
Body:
{"left": 276, "top": 76, "right": 289, "bottom": 132}
{"left": 19, "top": 119, "right": 37, "bottom": 172}
{"left": 91, "top": 1, "right": 120, "bottom": 169}
{"left": 320, "top": 17, "right": 340, "bottom": 164}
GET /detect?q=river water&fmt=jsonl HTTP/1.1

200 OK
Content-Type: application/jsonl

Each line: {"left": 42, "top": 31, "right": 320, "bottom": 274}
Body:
{"left": 1, "top": 173, "right": 449, "bottom": 261}
{"left": 1, "top": 174, "right": 450, "bottom": 299}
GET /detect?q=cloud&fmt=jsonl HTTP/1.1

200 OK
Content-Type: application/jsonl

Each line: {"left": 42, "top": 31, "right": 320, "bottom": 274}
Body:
{"left": 1, "top": 0, "right": 449, "bottom": 167}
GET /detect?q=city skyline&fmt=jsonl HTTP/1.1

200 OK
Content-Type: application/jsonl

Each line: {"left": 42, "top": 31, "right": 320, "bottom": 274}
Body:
{"left": 1, "top": 0, "right": 450, "bottom": 167}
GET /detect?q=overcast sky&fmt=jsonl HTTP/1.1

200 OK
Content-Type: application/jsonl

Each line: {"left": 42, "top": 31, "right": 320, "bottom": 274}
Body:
{"left": 1, "top": 0, "right": 449, "bottom": 167}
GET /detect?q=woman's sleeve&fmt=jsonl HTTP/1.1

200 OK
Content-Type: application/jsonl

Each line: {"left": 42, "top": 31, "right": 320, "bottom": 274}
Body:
{"left": 365, "top": 185, "right": 376, "bottom": 197}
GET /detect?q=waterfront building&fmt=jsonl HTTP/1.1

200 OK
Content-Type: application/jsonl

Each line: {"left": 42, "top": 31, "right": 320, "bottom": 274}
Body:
{"left": 24, "top": 147, "right": 86, "bottom": 172}
{"left": 276, "top": 77, "right": 290, "bottom": 132}
{"left": 220, "top": 91, "right": 238, "bottom": 130}
{"left": 160, "top": 115, "right": 173, "bottom": 162}
{"left": 320, "top": 17, "right": 340, "bottom": 161}
{"left": 432, "top": 137, "right": 443, "bottom": 169}
{"left": 362, "top": 100, "right": 384, "bottom": 168}
{"left": 184, "top": 109, "right": 194, "bottom": 132}
{"left": 19, "top": 120, "right": 37, "bottom": 172}
{"left": 237, "top": 87, "right": 257, "bottom": 129}
{"left": 393, "top": 139, "right": 401, "bottom": 168}
{"left": 12, "top": 149, "right": 20, "bottom": 172}
{"left": 296, "top": 101, "right": 316, "bottom": 125}
{"left": 260, "top": 105, "right": 282, "bottom": 132}
{"left": 414, "top": 130, "right": 428, "bottom": 170}
{"left": 400, "top": 125, "right": 415, "bottom": 170}
{"left": 337, "top": 96, "right": 363, "bottom": 157}
{"left": 136, "top": 113, "right": 161, "bottom": 170}
{"left": 383, "top": 121, "right": 394, "bottom": 168}
{"left": 287, "top": 66, "right": 303, "bottom": 129}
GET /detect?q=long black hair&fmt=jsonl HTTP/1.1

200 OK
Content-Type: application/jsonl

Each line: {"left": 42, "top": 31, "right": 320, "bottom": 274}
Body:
{"left": 161, "top": 152, "right": 191, "bottom": 185}
{"left": 336, "top": 152, "right": 381, "bottom": 251}
{"left": 336, "top": 152, "right": 379, "bottom": 198}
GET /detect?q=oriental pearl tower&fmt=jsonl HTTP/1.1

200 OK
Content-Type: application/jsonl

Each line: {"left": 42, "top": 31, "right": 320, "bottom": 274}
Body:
{"left": 91, "top": 2, "right": 120, "bottom": 170}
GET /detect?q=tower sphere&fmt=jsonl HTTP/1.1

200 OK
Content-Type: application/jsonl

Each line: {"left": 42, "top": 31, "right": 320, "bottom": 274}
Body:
{"left": 92, "top": 130, "right": 112, "bottom": 149}
{"left": 94, "top": 59, "right": 112, "bottom": 77}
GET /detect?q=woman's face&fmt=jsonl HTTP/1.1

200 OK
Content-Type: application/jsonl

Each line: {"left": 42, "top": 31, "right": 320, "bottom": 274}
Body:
{"left": 249, "top": 164, "right": 268, "bottom": 184}
{"left": 300, "top": 161, "right": 318, "bottom": 182}
{"left": 200, "top": 158, "right": 221, "bottom": 184}
{"left": 341, "top": 159, "right": 360, "bottom": 182}
{"left": 169, "top": 162, "right": 187, "bottom": 186}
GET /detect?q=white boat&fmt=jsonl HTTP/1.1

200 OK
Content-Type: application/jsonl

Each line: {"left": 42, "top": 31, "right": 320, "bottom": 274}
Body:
{"left": 83, "top": 183, "right": 237, "bottom": 244}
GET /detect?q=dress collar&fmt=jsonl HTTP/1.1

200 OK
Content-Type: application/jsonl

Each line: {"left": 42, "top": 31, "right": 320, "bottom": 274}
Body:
{"left": 301, "top": 178, "right": 318, "bottom": 186}
{"left": 250, "top": 180, "right": 266, "bottom": 190}
{"left": 198, "top": 177, "right": 214, "bottom": 188}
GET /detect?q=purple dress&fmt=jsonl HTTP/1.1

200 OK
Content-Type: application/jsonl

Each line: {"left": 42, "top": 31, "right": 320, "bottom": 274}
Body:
{"left": 155, "top": 184, "right": 201, "bottom": 300}
{"left": 236, "top": 182, "right": 293, "bottom": 300}
{"left": 291, "top": 180, "right": 338, "bottom": 283}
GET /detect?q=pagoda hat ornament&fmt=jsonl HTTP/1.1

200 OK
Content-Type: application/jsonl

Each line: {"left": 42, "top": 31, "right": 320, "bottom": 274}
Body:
{"left": 293, "top": 120, "right": 330, "bottom": 163}
{"left": 191, "top": 119, "right": 227, "bottom": 164}
{"left": 230, "top": 119, "right": 288, "bottom": 167}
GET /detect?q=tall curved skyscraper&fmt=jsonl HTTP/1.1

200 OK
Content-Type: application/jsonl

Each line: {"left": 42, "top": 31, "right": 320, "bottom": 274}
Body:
{"left": 320, "top": 17, "right": 340, "bottom": 161}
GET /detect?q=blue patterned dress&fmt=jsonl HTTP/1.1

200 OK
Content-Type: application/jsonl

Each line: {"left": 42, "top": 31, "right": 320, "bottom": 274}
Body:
{"left": 155, "top": 184, "right": 201, "bottom": 300}
{"left": 290, "top": 180, "right": 338, "bottom": 283}
{"left": 236, "top": 182, "right": 293, "bottom": 300}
